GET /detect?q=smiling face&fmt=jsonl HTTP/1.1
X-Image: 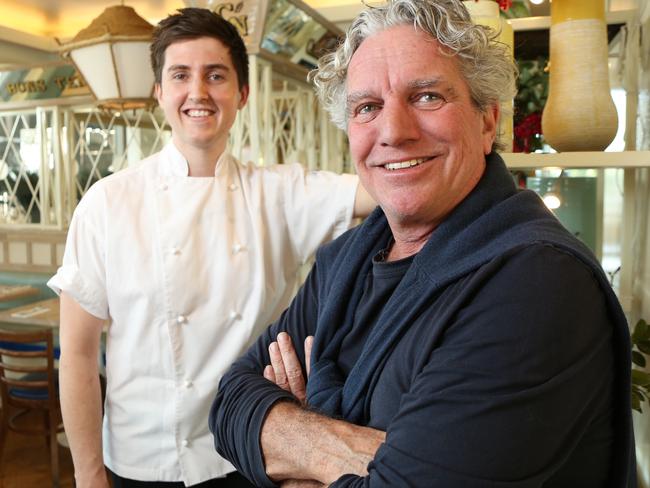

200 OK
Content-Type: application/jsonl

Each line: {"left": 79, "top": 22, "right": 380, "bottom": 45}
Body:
{"left": 347, "top": 25, "right": 498, "bottom": 241}
{"left": 155, "top": 36, "right": 248, "bottom": 160}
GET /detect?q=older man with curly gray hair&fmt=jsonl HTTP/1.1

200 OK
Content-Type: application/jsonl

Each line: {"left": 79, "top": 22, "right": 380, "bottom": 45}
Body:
{"left": 312, "top": 0, "right": 516, "bottom": 151}
{"left": 210, "top": 1, "right": 636, "bottom": 487}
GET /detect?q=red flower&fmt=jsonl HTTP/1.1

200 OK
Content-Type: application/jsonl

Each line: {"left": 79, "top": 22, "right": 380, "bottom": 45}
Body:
{"left": 497, "top": 0, "right": 513, "bottom": 10}
{"left": 514, "top": 112, "right": 543, "bottom": 153}
{"left": 468, "top": 0, "right": 513, "bottom": 12}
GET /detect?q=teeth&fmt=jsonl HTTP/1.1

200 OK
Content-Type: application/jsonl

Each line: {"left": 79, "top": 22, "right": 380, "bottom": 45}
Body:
{"left": 186, "top": 110, "right": 212, "bottom": 117}
{"left": 384, "top": 158, "right": 427, "bottom": 170}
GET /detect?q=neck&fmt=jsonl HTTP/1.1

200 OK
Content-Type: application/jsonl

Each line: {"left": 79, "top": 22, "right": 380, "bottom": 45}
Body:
{"left": 173, "top": 137, "right": 226, "bottom": 177}
{"left": 386, "top": 221, "right": 437, "bottom": 261}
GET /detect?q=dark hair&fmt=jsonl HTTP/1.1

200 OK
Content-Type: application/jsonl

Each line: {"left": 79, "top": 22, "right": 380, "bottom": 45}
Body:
{"left": 150, "top": 7, "right": 249, "bottom": 89}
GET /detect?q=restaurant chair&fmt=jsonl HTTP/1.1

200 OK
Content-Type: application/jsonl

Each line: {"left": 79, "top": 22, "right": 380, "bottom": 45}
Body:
{"left": 0, "top": 328, "right": 62, "bottom": 488}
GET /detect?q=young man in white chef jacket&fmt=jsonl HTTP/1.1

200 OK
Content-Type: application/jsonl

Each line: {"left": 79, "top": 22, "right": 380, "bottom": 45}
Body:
{"left": 48, "top": 8, "right": 373, "bottom": 488}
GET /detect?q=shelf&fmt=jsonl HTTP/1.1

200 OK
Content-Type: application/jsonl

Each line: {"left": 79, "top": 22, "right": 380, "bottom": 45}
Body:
{"left": 501, "top": 151, "right": 650, "bottom": 169}
{"left": 509, "top": 10, "right": 636, "bottom": 32}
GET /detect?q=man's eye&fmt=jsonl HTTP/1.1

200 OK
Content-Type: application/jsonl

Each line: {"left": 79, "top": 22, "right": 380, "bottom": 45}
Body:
{"left": 171, "top": 72, "right": 187, "bottom": 81}
{"left": 208, "top": 73, "right": 224, "bottom": 81}
{"left": 415, "top": 92, "right": 445, "bottom": 108}
{"left": 357, "top": 104, "right": 378, "bottom": 115}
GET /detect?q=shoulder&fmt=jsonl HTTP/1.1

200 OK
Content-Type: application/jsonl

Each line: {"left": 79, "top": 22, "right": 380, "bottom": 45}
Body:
{"left": 315, "top": 208, "right": 387, "bottom": 264}
{"left": 466, "top": 242, "right": 613, "bottom": 345}
{"left": 88, "top": 152, "right": 155, "bottom": 189}
{"left": 74, "top": 153, "right": 158, "bottom": 217}
{"left": 315, "top": 226, "right": 358, "bottom": 262}
{"left": 473, "top": 242, "right": 607, "bottom": 312}
{"left": 490, "top": 242, "right": 603, "bottom": 292}
{"left": 235, "top": 160, "right": 304, "bottom": 180}
{"left": 236, "top": 161, "right": 354, "bottom": 187}
{"left": 438, "top": 242, "right": 617, "bottom": 382}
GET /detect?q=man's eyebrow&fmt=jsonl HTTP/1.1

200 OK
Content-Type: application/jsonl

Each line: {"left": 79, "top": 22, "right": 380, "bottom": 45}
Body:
{"left": 408, "top": 78, "right": 458, "bottom": 96}
{"left": 346, "top": 91, "right": 375, "bottom": 109}
{"left": 408, "top": 78, "right": 440, "bottom": 88}
{"left": 166, "top": 63, "right": 231, "bottom": 72}
{"left": 346, "top": 78, "right": 457, "bottom": 108}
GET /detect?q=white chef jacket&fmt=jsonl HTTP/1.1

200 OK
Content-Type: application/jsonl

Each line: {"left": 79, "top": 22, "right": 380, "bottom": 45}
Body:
{"left": 48, "top": 142, "right": 358, "bottom": 485}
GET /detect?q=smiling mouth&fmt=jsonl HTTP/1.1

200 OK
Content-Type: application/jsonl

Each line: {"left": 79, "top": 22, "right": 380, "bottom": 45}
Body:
{"left": 184, "top": 109, "right": 215, "bottom": 117}
{"left": 383, "top": 158, "right": 429, "bottom": 171}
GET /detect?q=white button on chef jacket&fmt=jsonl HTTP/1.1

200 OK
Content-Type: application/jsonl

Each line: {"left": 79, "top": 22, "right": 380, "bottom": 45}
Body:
{"left": 48, "top": 141, "right": 358, "bottom": 485}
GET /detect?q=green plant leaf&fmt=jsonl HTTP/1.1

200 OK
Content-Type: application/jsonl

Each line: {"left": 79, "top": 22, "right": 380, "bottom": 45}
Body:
{"left": 632, "top": 369, "right": 650, "bottom": 387}
{"left": 632, "top": 350, "right": 647, "bottom": 367}
{"left": 638, "top": 342, "right": 650, "bottom": 355}
{"left": 633, "top": 319, "right": 649, "bottom": 343}
{"left": 632, "top": 385, "right": 645, "bottom": 398}
{"left": 632, "top": 389, "right": 643, "bottom": 412}
{"left": 505, "top": 2, "right": 531, "bottom": 19}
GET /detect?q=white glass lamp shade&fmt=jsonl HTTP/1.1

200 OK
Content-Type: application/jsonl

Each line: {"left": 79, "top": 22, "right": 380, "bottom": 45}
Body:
{"left": 70, "top": 41, "right": 154, "bottom": 102}
{"left": 60, "top": 6, "right": 154, "bottom": 110}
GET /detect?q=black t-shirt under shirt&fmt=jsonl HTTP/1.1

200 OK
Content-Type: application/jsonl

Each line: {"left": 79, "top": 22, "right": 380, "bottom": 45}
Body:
{"left": 338, "top": 246, "right": 414, "bottom": 375}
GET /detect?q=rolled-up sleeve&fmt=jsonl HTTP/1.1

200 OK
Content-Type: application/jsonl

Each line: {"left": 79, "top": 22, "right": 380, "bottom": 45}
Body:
{"left": 47, "top": 186, "right": 109, "bottom": 320}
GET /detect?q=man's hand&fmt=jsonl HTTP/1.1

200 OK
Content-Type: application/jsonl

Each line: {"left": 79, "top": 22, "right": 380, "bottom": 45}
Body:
{"left": 261, "top": 333, "right": 385, "bottom": 484}
{"left": 263, "top": 332, "right": 313, "bottom": 405}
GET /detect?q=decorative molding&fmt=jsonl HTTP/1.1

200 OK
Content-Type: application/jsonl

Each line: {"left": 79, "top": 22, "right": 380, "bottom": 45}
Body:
{"left": 0, "top": 229, "right": 66, "bottom": 273}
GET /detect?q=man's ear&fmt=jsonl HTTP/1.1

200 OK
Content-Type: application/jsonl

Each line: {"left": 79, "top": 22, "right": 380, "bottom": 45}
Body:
{"left": 154, "top": 83, "right": 162, "bottom": 104}
{"left": 238, "top": 85, "right": 250, "bottom": 109}
{"left": 481, "top": 103, "right": 499, "bottom": 155}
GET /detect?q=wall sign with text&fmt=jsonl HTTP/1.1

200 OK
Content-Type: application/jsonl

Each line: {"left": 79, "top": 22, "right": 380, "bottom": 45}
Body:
{"left": 0, "top": 63, "right": 91, "bottom": 104}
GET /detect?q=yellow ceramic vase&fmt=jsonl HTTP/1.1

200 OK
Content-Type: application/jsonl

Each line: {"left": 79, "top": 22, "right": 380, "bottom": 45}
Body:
{"left": 541, "top": 0, "right": 618, "bottom": 152}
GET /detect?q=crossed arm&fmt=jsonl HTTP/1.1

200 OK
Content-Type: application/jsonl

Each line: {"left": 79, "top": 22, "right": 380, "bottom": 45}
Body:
{"left": 212, "top": 245, "right": 619, "bottom": 487}
{"left": 261, "top": 333, "right": 385, "bottom": 487}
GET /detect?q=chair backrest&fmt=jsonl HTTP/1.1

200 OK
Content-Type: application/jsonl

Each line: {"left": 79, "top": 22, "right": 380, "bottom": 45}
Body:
{"left": 0, "top": 328, "right": 57, "bottom": 410}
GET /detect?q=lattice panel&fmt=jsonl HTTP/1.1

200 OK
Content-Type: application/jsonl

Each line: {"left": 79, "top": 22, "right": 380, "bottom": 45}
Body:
{"left": 0, "top": 109, "right": 61, "bottom": 226}
{"left": 271, "top": 83, "right": 300, "bottom": 164}
{"left": 229, "top": 55, "right": 350, "bottom": 171}
{"left": 1, "top": 57, "right": 349, "bottom": 230}
{"left": 68, "top": 108, "right": 170, "bottom": 199}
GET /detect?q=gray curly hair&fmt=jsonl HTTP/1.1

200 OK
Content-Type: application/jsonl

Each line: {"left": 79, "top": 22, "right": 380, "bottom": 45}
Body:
{"left": 310, "top": 0, "right": 517, "bottom": 151}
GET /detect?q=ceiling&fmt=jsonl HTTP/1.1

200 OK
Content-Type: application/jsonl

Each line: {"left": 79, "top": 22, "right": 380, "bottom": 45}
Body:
{"left": 0, "top": 0, "right": 640, "bottom": 68}
{"left": 0, "top": 0, "right": 551, "bottom": 40}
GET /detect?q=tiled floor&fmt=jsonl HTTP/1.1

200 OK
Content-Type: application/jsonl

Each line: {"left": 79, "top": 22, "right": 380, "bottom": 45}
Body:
{"left": 0, "top": 407, "right": 74, "bottom": 488}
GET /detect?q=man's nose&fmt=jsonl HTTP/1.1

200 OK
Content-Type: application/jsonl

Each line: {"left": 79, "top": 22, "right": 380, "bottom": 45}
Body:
{"left": 378, "top": 101, "right": 420, "bottom": 147}
{"left": 189, "top": 77, "right": 208, "bottom": 101}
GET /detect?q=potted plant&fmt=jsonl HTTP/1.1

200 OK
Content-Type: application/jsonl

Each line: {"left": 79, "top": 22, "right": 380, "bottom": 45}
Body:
{"left": 631, "top": 318, "right": 650, "bottom": 412}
